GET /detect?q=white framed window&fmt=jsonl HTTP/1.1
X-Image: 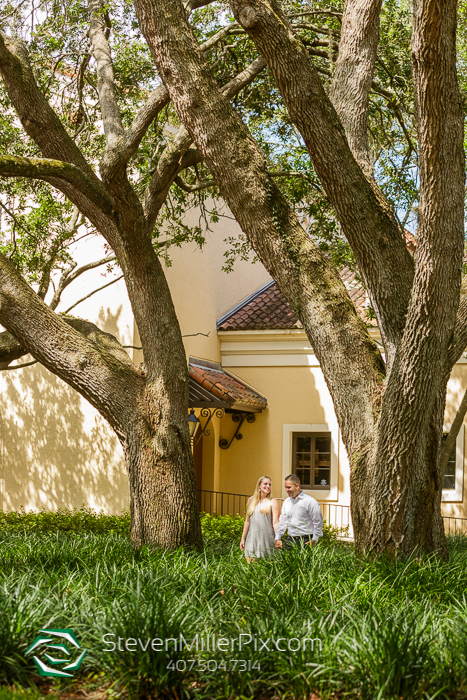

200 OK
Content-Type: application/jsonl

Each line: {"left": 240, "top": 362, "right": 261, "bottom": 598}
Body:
{"left": 282, "top": 423, "right": 339, "bottom": 500}
{"left": 442, "top": 424, "right": 464, "bottom": 502}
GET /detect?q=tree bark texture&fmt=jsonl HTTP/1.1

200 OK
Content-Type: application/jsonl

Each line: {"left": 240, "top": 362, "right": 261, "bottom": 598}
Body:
{"left": 330, "top": 0, "right": 382, "bottom": 178}
{"left": 1, "top": 0, "right": 466, "bottom": 558}
{"left": 0, "top": 8, "right": 274, "bottom": 548}
{"left": 353, "top": 0, "right": 464, "bottom": 557}
{"left": 0, "top": 253, "right": 202, "bottom": 548}
{"left": 228, "top": 0, "right": 415, "bottom": 372}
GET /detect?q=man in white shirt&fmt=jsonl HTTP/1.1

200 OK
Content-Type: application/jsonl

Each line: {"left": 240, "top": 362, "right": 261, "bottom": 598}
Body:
{"left": 275, "top": 474, "right": 323, "bottom": 549}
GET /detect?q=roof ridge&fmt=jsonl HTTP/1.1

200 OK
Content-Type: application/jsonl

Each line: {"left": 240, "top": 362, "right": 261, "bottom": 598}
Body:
{"left": 216, "top": 279, "right": 276, "bottom": 329}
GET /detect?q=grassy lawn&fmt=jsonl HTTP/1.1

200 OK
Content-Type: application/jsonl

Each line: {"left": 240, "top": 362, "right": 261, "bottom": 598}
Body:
{"left": 0, "top": 510, "right": 466, "bottom": 699}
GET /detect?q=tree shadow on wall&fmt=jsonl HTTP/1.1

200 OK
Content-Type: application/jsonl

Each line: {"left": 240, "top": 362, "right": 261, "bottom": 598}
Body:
{"left": 0, "top": 354, "right": 129, "bottom": 514}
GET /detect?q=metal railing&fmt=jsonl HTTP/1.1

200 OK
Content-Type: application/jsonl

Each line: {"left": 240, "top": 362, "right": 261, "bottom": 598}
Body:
{"left": 198, "top": 490, "right": 467, "bottom": 539}
{"left": 197, "top": 489, "right": 353, "bottom": 536}
{"left": 197, "top": 489, "right": 249, "bottom": 517}
{"left": 443, "top": 516, "right": 467, "bottom": 535}
{"left": 320, "top": 502, "right": 353, "bottom": 538}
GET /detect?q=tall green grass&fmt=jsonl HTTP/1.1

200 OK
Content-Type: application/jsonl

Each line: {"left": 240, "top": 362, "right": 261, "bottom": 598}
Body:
{"left": 0, "top": 511, "right": 466, "bottom": 699}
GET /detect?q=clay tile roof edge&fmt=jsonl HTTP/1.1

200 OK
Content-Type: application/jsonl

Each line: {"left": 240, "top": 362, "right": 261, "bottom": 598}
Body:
{"left": 189, "top": 357, "right": 267, "bottom": 409}
{"left": 216, "top": 279, "right": 275, "bottom": 329}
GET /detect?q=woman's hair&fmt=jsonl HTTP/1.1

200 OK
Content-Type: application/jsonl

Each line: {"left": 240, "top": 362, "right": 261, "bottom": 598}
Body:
{"left": 247, "top": 476, "right": 273, "bottom": 516}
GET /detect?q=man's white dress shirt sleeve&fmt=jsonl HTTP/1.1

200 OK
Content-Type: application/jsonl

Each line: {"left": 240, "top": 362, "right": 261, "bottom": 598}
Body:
{"left": 308, "top": 498, "right": 323, "bottom": 542}
{"left": 274, "top": 500, "right": 289, "bottom": 541}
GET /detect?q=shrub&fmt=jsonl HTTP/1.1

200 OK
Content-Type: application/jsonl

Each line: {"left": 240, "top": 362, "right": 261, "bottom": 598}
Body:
{"left": 199, "top": 512, "right": 244, "bottom": 541}
{"left": 0, "top": 507, "right": 130, "bottom": 535}
{"left": 0, "top": 509, "right": 349, "bottom": 545}
{"left": 199, "top": 512, "right": 349, "bottom": 544}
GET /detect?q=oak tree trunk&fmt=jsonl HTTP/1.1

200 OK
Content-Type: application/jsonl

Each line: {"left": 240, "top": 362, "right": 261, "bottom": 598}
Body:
{"left": 124, "top": 395, "right": 201, "bottom": 548}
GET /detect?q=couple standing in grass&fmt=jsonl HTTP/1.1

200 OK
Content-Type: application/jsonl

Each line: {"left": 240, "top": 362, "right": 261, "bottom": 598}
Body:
{"left": 240, "top": 474, "right": 324, "bottom": 562}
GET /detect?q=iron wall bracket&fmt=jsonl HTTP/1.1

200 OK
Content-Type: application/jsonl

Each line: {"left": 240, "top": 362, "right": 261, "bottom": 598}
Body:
{"left": 194, "top": 407, "right": 225, "bottom": 445}
{"left": 219, "top": 411, "right": 256, "bottom": 450}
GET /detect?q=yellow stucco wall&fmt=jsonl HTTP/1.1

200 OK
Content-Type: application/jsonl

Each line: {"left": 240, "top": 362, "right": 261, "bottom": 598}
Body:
{"left": 0, "top": 363, "right": 128, "bottom": 512}
{"left": 0, "top": 234, "right": 133, "bottom": 512}
{"left": 0, "top": 217, "right": 270, "bottom": 513}
{"left": 215, "top": 364, "right": 350, "bottom": 504}
{"left": 217, "top": 333, "right": 467, "bottom": 522}
{"left": 132, "top": 206, "right": 271, "bottom": 367}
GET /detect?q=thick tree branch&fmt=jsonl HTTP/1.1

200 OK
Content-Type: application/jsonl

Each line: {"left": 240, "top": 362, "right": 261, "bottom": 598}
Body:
{"left": 134, "top": 0, "right": 385, "bottom": 454}
{"left": 103, "top": 29, "right": 249, "bottom": 181}
{"left": 88, "top": 0, "right": 124, "bottom": 149}
{"left": 106, "top": 84, "right": 170, "bottom": 175}
{"left": 221, "top": 54, "right": 266, "bottom": 100}
{"left": 268, "top": 170, "right": 312, "bottom": 178}
{"left": 363, "top": 0, "right": 465, "bottom": 553}
{"left": 0, "top": 32, "right": 120, "bottom": 234}
{"left": 143, "top": 127, "right": 193, "bottom": 229}
{"left": 0, "top": 330, "right": 28, "bottom": 367}
{"left": 0, "top": 32, "right": 96, "bottom": 180}
{"left": 0, "top": 253, "right": 142, "bottom": 433}
{"left": 0, "top": 313, "right": 134, "bottom": 371}
{"left": 185, "top": 0, "right": 217, "bottom": 14}
{"left": 0, "top": 31, "right": 126, "bottom": 248}
{"left": 329, "top": 0, "right": 382, "bottom": 178}
{"left": 174, "top": 175, "right": 215, "bottom": 192}
{"left": 0, "top": 155, "right": 114, "bottom": 217}
{"left": 142, "top": 55, "right": 267, "bottom": 229}
{"left": 228, "top": 0, "right": 414, "bottom": 368}
{"left": 84, "top": 0, "right": 147, "bottom": 230}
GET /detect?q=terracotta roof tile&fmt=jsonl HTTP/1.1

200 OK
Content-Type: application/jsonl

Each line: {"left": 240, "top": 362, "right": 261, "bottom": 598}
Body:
{"left": 217, "top": 267, "right": 372, "bottom": 331}
{"left": 189, "top": 361, "right": 267, "bottom": 410}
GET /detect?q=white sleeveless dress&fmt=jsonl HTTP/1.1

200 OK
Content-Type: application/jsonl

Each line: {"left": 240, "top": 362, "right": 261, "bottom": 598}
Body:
{"left": 244, "top": 503, "right": 275, "bottom": 558}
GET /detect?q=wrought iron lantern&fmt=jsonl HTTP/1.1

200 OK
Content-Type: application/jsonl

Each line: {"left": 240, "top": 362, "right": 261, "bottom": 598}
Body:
{"left": 188, "top": 408, "right": 200, "bottom": 439}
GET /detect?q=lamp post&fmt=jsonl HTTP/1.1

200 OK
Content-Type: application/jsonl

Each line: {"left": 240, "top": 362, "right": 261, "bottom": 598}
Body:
{"left": 188, "top": 408, "right": 200, "bottom": 440}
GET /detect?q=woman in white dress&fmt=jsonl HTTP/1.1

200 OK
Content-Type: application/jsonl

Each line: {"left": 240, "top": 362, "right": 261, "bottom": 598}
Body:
{"left": 240, "top": 476, "right": 280, "bottom": 562}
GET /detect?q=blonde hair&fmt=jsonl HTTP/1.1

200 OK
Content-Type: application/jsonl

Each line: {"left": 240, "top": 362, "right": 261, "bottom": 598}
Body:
{"left": 247, "top": 476, "right": 273, "bottom": 516}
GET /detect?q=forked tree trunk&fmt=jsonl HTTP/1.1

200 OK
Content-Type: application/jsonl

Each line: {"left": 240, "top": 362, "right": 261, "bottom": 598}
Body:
{"left": 133, "top": 0, "right": 464, "bottom": 559}
{"left": 351, "top": 443, "right": 448, "bottom": 558}
{"left": 0, "top": 251, "right": 203, "bottom": 549}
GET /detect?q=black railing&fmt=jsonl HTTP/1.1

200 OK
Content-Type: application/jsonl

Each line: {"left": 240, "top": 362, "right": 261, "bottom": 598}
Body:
{"left": 197, "top": 489, "right": 353, "bottom": 535}
{"left": 198, "top": 490, "right": 467, "bottom": 539}
{"left": 197, "top": 489, "right": 249, "bottom": 517}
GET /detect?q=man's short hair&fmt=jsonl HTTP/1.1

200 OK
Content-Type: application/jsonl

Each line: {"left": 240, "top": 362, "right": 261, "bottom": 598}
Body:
{"left": 285, "top": 474, "right": 300, "bottom": 485}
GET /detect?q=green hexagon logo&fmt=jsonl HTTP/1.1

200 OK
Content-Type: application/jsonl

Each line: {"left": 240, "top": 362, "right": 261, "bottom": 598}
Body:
{"left": 25, "top": 629, "right": 87, "bottom": 678}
